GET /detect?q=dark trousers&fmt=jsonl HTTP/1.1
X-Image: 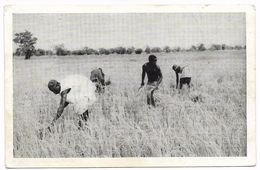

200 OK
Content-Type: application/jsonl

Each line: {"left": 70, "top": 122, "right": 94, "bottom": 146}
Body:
{"left": 179, "top": 77, "right": 191, "bottom": 89}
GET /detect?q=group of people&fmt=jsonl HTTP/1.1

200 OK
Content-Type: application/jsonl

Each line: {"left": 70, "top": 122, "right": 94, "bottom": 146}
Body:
{"left": 46, "top": 54, "right": 191, "bottom": 131}
{"left": 47, "top": 67, "right": 108, "bottom": 130}
{"left": 141, "top": 55, "right": 191, "bottom": 106}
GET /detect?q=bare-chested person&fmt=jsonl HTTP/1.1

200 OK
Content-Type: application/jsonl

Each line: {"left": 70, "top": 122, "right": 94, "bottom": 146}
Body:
{"left": 141, "top": 55, "right": 163, "bottom": 106}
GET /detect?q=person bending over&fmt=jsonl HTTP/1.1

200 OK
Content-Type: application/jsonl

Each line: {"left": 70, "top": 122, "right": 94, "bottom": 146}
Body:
{"left": 47, "top": 74, "right": 97, "bottom": 130}
{"left": 172, "top": 65, "right": 191, "bottom": 89}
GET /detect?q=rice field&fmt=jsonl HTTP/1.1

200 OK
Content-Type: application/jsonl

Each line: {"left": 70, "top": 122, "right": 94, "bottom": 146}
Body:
{"left": 13, "top": 50, "right": 247, "bottom": 157}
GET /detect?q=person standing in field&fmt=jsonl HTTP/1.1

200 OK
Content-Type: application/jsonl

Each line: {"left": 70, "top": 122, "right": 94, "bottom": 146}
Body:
{"left": 172, "top": 64, "right": 191, "bottom": 89}
{"left": 47, "top": 74, "right": 97, "bottom": 130}
{"left": 141, "top": 55, "right": 163, "bottom": 107}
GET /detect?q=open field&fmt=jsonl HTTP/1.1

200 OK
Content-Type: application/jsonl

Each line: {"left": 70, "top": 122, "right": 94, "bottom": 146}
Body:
{"left": 13, "top": 50, "right": 246, "bottom": 157}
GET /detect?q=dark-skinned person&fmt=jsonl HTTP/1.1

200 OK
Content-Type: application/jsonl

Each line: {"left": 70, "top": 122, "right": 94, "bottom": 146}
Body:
{"left": 172, "top": 64, "right": 191, "bottom": 89}
{"left": 90, "top": 68, "right": 111, "bottom": 93}
{"left": 46, "top": 74, "right": 97, "bottom": 132}
{"left": 140, "top": 55, "right": 163, "bottom": 107}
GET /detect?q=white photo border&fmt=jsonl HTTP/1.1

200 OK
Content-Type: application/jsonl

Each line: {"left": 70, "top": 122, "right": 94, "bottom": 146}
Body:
{"left": 4, "top": 4, "right": 256, "bottom": 168}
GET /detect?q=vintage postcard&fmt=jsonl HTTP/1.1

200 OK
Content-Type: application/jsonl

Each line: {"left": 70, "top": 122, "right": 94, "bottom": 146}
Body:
{"left": 4, "top": 5, "right": 256, "bottom": 168}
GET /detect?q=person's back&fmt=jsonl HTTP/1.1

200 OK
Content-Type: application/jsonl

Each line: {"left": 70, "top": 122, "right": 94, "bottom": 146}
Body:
{"left": 172, "top": 65, "right": 191, "bottom": 89}
{"left": 59, "top": 74, "right": 97, "bottom": 115}
{"left": 45, "top": 74, "right": 97, "bottom": 134}
{"left": 143, "top": 62, "right": 162, "bottom": 85}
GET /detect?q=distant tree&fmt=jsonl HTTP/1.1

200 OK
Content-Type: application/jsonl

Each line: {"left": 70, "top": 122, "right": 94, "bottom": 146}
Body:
{"left": 90, "top": 48, "right": 96, "bottom": 55}
{"left": 151, "top": 47, "right": 162, "bottom": 53}
{"left": 234, "top": 45, "right": 243, "bottom": 50}
{"left": 221, "top": 44, "right": 226, "bottom": 50}
{"left": 226, "top": 45, "right": 234, "bottom": 50}
{"left": 93, "top": 49, "right": 99, "bottom": 55}
{"left": 197, "top": 43, "right": 206, "bottom": 51}
{"left": 82, "top": 47, "right": 89, "bottom": 55}
{"left": 54, "top": 44, "right": 70, "bottom": 56}
{"left": 104, "top": 49, "right": 110, "bottom": 55}
{"left": 82, "top": 47, "right": 95, "bottom": 55}
{"left": 135, "top": 48, "right": 143, "bottom": 54}
{"left": 81, "top": 47, "right": 96, "bottom": 55}
{"left": 45, "top": 50, "right": 54, "bottom": 56}
{"left": 13, "top": 30, "right": 38, "bottom": 59}
{"left": 14, "top": 48, "right": 24, "bottom": 56}
{"left": 126, "top": 47, "right": 135, "bottom": 54}
{"left": 72, "top": 49, "right": 86, "bottom": 55}
{"left": 99, "top": 48, "right": 107, "bottom": 55}
{"left": 209, "top": 44, "right": 222, "bottom": 50}
{"left": 83, "top": 47, "right": 89, "bottom": 52}
{"left": 244, "top": 45, "right": 246, "bottom": 49}
{"left": 109, "top": 48, "right": 116, "bottom": 54}
{"left": 35, "top": 48, "right": 46, "bottom": 56}
{"left": 163, "top": 46, "right": 171, "bottom": 53}
{"left": 190, "top": 45, "right": 197, "bottom": 51}
{"left": 115, "top": 47, "right": 126, "bottom": 54}
{"left": 144, "top": 46, "right": 151, "bottom": 54}
{"left": 172, "top": 47, "right": 181, "bottom": 52}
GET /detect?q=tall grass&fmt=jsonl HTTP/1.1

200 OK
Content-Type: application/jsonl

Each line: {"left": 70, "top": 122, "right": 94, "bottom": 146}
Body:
{"left": 13, "top": 50, "right": 246, "bottom": 157}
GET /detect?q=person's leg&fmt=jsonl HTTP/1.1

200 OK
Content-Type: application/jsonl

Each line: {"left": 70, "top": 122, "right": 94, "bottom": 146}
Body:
{"left": 78, "top": 110, "right": 89, "bottom": 129}
{"left": 82, "top": 110, "right": 89, "bottom": 121}
{"left": 151, "top": 90, "right": 155, "bottom": 107}
{"left": 147, "top": 92, "right": 151, "bottom": 105}
{"left": 146, "top": 85, "right": 151, "bottom": 105}
{"left": 78, "top": 115, "right": 83, "bottom": 128}
{"left": 180, "top": 80, "right": 183, "bottom": 89}
{"left": 187, "top": 78, "right": 191, "bottom": 88}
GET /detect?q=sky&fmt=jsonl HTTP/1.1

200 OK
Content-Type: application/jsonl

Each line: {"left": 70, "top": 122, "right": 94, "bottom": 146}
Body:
{"left": 13, "top": 13, "right": 246, "bottom": 50}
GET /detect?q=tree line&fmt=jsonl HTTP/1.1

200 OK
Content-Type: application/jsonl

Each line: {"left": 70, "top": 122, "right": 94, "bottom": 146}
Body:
{"left": 13, "top": 30, "right": 246, "bottom": 59}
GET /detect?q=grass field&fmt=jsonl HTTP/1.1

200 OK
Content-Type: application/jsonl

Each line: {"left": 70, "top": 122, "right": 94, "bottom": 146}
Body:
{"left": 13, "top": 50, "right": 246, "bottom": 157}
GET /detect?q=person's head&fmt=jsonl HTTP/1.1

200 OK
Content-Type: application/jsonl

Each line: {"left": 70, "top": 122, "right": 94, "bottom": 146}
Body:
{"left": 148, "top": 55, "right": 157, "bottom": 64}
{"left": 172, "top": 64, "right": 178, "bottom": 71}
{"left": 48, "top": 80, "right": 61, "bottom": 94}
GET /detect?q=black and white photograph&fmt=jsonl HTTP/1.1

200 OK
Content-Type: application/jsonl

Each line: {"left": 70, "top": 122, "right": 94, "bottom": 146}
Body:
{"left": 4, "top": 5, "right": 256, "bottom": 168}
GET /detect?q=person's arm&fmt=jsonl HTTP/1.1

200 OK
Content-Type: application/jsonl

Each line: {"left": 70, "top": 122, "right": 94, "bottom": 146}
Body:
{"left": 175, "top": 71, "right": 179, "bottom": 89}
{"left": 157, "top": 66, "right": 163, "bottom": 86}
{"left": 141, "top": 65, "right": 146, "bottom": 86}
{"left": 99, "top": 68, "right": 105, "bottom": 86}
{"left": 51, "top": 88, "right": 70, "bottom": 126}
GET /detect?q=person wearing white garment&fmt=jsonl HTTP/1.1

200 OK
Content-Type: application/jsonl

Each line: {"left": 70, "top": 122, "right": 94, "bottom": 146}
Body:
{"left": 47, "top": 74, "right": 97, "bottom": 130}
{"left": 172, "top": 65, "right": 191, "bottom": 89}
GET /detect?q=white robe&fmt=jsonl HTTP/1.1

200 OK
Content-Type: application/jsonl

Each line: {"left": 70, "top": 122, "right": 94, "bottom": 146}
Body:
{"left": 60, "top": 75, "right": 97, "bottom": 115}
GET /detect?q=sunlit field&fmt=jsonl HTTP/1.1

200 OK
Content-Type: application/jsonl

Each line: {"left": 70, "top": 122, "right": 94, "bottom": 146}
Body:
{"left": 13, "top": 50, "right": 246, "bottom": 157}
